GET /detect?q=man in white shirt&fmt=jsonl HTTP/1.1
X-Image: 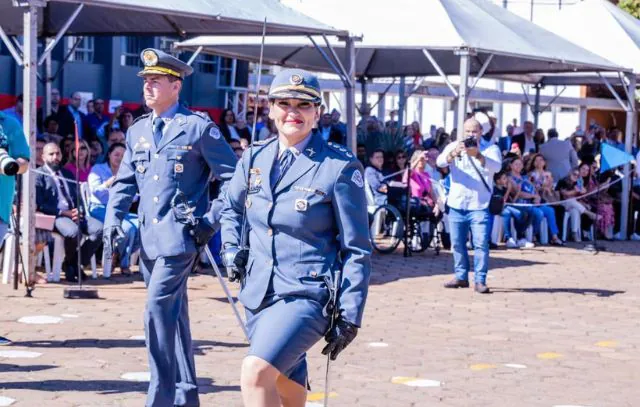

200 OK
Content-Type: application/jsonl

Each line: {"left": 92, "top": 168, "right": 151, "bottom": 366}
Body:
{"left": 437, "top": 118, "right": 502, "bottom": 293}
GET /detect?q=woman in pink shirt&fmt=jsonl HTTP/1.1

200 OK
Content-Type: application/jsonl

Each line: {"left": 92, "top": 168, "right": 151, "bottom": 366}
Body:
{"left": 406, "top": 150, "right": 440, "bottom": 219}
{"left": 63, "top": 139, "right": 92, "bottom": 182}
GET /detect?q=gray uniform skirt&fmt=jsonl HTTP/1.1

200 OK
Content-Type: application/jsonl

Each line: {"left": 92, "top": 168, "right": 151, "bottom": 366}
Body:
{"left": 245, "top": 295, "right": 330, "bottom": 387}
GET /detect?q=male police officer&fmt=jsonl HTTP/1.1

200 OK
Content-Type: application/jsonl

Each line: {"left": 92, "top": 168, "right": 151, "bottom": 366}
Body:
{"left": 104, "top": 49, "right": 237, "bottom": 407}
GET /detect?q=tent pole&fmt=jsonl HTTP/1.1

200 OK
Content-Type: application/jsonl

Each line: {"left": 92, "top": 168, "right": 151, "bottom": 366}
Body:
{"left": 360, "top": 77, "right": 368, "bottom": 116}
{"left": 397, "top": 76, "right": 406, "bottom": 132}
{"left": 308, "top": 36, "right": 349, "bottom": 87}
{"left": 533, "top": 83, "right": 542, "bottom": 129}
{"left": 621, "top": 72, "right": 636, "bottom": 239}
{"left": 422, "top": 48, "right": 458, "bottom": 98}
{"left": 52, "top": 35, "right": 83, "bottom": 81}
{"left": 0, "top": 23, "right": 23, "bottom": 66}
{"left": 45, "top": 38, "right": 52, "bottom": 117}
{"left": 345, "top": 36, "right": 357, "bottom": 153}
{"left": 186, "top": 46, "right": 203, "bottom": 66}
{"left": 21, "top": 2, "right": 39, "bottom": 285}
{"left": 38, "top": 4, "right": 84, "bottom": 66}
{"left": 456, "top": 49, "right": 471, "bottom": 136}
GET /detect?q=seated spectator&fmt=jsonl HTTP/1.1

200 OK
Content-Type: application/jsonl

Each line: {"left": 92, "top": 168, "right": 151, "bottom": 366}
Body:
{"left": 330, "top": 109, "right": 347, "bottom": 136}
{"left": 356, "top": 143, "right": 367, "bottom": 167}
{"left": 88, "top": 142, "right": 139, "bottom": 276}
{"left": 556, "top": 168, "right": 600, "bottom": 241}
{"left": 59, "top": 135, "right": 74, "bottom": 165}
{"left": 507, "top": 157, "right": 538, "bottom": 248}
{"left": 406, "top": 150, "right": 440, "bottom": 220}
{"left": 364, "top": 149, "right": 388, "bottom": 205}
{"left": 390, "top": 150, "right": 408, "bottom": 181}
{"left": 89, "top": 140, "right": 104, "bottom": 165}
{"left": 424, "top": 147, "right": 442, "bottom": 182}
{"left": 35, "top": 138, "right": 46, "bottom": 168}
{"left": 493, "top": 170, "right": 530, "bottom": 248}
{"left": 235, "top": 117, "right": 251, "bottom": 142}
{"left": 219, "top": 109, "right": 239, "bottom": 141}
{"left": 239, "top": 137, "right": 249, "bottom": 150}
{"left": 107, "top": 129, "right": 126, "bottom": 147}
{"left": 42, "top": 116, "right": 63, "bottom": 144}
{"left": 580, "top": 162, "right": 614, "bottom": 239}
{"left": 258, "top": 118, "right": 278, "bottom": 141}
{"left": 233, "top": 147, "right": 244, "bottom": 160}
{"left": 526, "top": 154, "right": 563, "bottom": 245}
{"left": 64, "top": 139, "right": 92, "bottom": 182}
{"left": 403, "top": 125, "right": 419, "bottom": 153}
{"left": 36, "top": 143, "right": 103, "bottom": 282}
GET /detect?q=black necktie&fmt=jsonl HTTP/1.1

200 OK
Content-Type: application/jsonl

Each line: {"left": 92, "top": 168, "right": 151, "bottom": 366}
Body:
{"left": 153, "top": 117, "right": 165, "bottom": 146}
{"left": 56, "top": 172, "right": 75, "bottom": 209}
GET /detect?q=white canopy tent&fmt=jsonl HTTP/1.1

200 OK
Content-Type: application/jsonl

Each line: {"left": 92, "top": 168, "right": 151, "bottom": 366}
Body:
{"left": 491, "top": 0, "right": 640, "bottom": 239}
{"left": 176, "top": 0, "right": 626, "bottom": 150}
{"left": 0, "top": 0, "right": 344, "bottom": 279}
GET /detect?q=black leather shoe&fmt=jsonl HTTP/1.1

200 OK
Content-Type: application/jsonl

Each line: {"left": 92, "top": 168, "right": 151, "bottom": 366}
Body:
{"left": 474, "top": 283, "right": 491, "bottom": 294}
{"left": 444, "top": 278, "right": 470, "bottom": 289}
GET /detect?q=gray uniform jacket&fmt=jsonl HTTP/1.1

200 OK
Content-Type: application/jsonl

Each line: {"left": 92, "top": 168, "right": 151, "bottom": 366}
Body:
{"left": 220, "top": 132, "right": 372, "bottom": 327}
{"left": 105, "top": 105, "right": 237, "bottom": 260}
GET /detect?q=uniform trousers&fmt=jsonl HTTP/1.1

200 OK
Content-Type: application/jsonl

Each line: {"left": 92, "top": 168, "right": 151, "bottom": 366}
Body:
{"left": 140, "top": 253, "right": 199, "bottom": 407}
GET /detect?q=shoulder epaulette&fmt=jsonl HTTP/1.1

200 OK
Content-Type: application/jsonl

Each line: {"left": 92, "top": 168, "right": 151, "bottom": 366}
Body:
{"left": 191, "top": 110, "right": 211, "bottom": 122}
{"left": 251, "top": 136, "right": 277, "bottom": 147}
{"left": 131, "top": 112, "right": 151, "bottom": 126}
{"left": 326, "top": 141, "right": 355, "bottom": 160}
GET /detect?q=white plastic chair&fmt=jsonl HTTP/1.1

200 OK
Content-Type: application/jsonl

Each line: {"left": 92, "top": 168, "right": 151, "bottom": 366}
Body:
{"left": 562, "top": 211, "right": 595, "bottom": 242}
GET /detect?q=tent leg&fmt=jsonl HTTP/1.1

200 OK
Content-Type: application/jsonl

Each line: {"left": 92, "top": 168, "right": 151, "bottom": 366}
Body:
{"left": 456, "top": 49, "right": 471, "bottom": 135}
{"left": 0, "top": 23, "right": 23, "bottom": 66}
{"left": 38, "top": 4, "right": 84, "bottom": 66}
{"left": 44, "top": 38, "right": 53, "bottom": 117}
{"left": 397, "top": 76, "right": 406, "bottom": 132}
{"left": 360, "top": 77, "right": 368, "bottom": 116}
{"left": 21, "top": 3, "right": 39, "bottom": 285}
{"left": 533, "top": 83, "right": 542, "bottom": 129}
{"left": 345, "top": 36, "right": 357, "bottom": 153}
{"left": 186, "top": 46, "right": 203, "bottom": 66}
{"left": 621, "top": 73, "right": 636, "bottom": 239}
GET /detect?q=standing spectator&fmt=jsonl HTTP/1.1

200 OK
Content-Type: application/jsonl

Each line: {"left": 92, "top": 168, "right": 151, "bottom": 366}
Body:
{"left": 511, "top": 121, "right": 539, "bottom": 156}
{"left": 364, "top": 149, "right": 388, "bottom": 205}
{"left": 539, "top": 128, "right": 579, "bottom": 182}
{"left": 2, "top": 94, "right": 23, "bottom": 125}
{"left": 86, "top": 98, "right": 110, "bottom": 132}
{"left": 411, "top": 121, "right": 423, "bottom": 144}
{"left": 56, "top": 91, "right": 90, "bottom": 139}
{"left": 403, "top": 125, "right": 419, "bottom": 153}
{"left": 437, "top": 118, "right": 502, "bottom": 293}
{"left": 38, "top": 88, "right": 62, "bottom": 132}
{"left": 534, "top": 128, "right": 546, "bottom": 147}
{"left": 580, "top": 162, "right": 615, "bottom": 239}
{"left": 330, "top": 108, "right": 347, "bottom": 136}
{"left": 36, "top": 143, "right": 103, "bottom": 282}
{"left": 0, "top": 111, "right": 30, "bottom": 346}
{"left": 63, "top": 139, "right": 92, "bottom": 183}
{"left": 356, "top": 143, "right": 367, "bottom": 167}
{"left": 88, "top": 142, "right": 139, "bottom": 276}
{"left": 555, "top": 168, "right": 600, "bottom": 241}
{"left": 86, "top": 100, "right": 95, "bottom": 115}
{"left": 316, "top": 113, "right": 344, "bottom": 144}
{"left": 424, "top": 147, "right": 442, "bottom": 182}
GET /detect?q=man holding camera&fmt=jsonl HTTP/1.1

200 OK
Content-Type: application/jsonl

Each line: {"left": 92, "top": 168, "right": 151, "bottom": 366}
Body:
{"left": 0, "top": 111, "right": 30, "bottom": 345}
{"left": 437, "top": 118, "right": 501, "bottom": 294}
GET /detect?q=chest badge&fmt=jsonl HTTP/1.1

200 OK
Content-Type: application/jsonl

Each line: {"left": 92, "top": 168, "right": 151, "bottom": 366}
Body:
{"left": 137, "top": 164, "right": 146, "bottom": 174}
{"left": 174, "top": 163, "right": 184, "bottom": 173}
{"left": 294, "top": 199, "right": 308, "bottom": 212}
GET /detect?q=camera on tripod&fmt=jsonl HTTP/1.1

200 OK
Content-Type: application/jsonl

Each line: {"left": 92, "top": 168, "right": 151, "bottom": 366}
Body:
{"left": 0, "top": 148, "right": 19, "bottom": 176}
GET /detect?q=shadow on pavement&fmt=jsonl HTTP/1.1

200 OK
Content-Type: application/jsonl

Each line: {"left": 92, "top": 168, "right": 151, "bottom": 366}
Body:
{"left": 370, "top": 251, "right": 548, "bottom": 285}
{"left": 0, "top": 363, "right": 58, "bottom": 373}
{"left": 0, "top": 377, "right": 239, "bottom": 395}
{"left": 11, "top": 338, "right": 247, "bottom": 350}
{"left": 495, "top": 287, "right": 625, "bottom": 297}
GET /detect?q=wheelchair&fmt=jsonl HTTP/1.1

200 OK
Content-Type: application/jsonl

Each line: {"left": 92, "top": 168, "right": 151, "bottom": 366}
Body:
{"left": 367, "top": 183, "right": 441, "bottom": 255}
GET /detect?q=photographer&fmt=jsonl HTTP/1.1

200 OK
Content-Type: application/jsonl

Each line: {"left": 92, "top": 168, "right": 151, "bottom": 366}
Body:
{"left": 0, "top": 111, "right": 30, "bottom": 346}
{"left": 437, "top": 118, "right": 501, "bottom": 294}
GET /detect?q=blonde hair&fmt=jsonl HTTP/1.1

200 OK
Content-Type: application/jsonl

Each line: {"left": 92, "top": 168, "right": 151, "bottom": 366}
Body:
{"left": 410, "top": 150, "right": 426, "bottom": 169}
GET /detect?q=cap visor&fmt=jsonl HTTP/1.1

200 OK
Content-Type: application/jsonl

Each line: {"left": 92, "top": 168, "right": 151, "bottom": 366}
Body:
{"left": 268, "top": 91, "right": 319, "bottom": 102}
{"left": 137, "top": 69, "right": 179, "bottom": 78}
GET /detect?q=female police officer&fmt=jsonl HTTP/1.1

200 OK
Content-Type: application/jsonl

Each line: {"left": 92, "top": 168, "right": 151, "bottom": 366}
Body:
{"left": 220, "top": 69, "right": 371, "bottom": 407}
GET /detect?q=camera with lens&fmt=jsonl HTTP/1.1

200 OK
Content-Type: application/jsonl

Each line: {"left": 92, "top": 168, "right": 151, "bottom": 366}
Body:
{"left": 0, "top": 148, "right": 19, "bottom": 176}
{"left": 463, "top": 136, "right": 478, "bottom": 149}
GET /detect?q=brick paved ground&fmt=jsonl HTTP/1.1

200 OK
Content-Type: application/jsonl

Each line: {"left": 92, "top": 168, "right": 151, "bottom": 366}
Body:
{"left": 1, "top": 241, "right": 639, "bottom": 406}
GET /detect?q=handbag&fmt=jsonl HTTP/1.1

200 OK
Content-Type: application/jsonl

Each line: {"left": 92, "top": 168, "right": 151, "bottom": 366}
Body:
{"left": 469, "top": 157, "right": 504, "bottom": 215}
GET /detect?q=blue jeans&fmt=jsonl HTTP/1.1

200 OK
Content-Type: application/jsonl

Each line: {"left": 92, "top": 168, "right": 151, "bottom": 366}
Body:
{"left": 449, "top": 207, "right": 490, "bottom": 284}
{"left": 536, "top": 205, "right": 559, "bottom": 237}
{"left": 90, "top": 204, "right": 140, "bottom": 268}
{"left": 502, "top": 206, "right": 529, "bottom": 240}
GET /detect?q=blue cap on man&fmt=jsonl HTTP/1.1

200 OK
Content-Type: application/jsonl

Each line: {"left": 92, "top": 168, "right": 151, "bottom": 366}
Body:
{"left": 137, "top": 48, "right": 194, "bottom": 80}
{"left": 268, "top": 68, "right": 321, "bottom": 104}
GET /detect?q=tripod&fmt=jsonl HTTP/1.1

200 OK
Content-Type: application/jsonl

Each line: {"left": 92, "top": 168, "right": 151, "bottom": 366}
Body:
{"left": 8, "top": 175, "right": 35, "bottom": 297}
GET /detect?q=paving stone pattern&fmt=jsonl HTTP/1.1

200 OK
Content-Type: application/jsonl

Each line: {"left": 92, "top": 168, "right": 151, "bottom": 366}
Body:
{"left": 1, "top": 241, "right": 639, "bottom": 406}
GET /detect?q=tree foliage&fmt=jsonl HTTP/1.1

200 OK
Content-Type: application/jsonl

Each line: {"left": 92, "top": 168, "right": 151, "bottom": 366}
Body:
{"left": 618, "top": 0, "right": 640, "bottom": 19}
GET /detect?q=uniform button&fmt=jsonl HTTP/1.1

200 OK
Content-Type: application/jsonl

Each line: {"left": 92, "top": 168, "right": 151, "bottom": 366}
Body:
{"left": 154, "top": 153, "right": 159, "bottom": 159}
{"left": 153, "top": 175, "right": 159, "bottom": 181}
{"left": 152, "top": 218, "right": 158, "bottom": 224}
{"left": 267, "top": 228, "right": 273, "bottom": 236}
{"left": 310, "top": 271, "right": 318, "bottom": 278}
{"left": 153, "top": 196, "right": 159, "bottom": 203}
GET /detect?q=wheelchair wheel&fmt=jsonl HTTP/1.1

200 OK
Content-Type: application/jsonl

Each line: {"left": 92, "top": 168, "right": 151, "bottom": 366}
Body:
{"left": 370, "top": 205, "right": 404, "bottom": 254}
{"left": 408, "top": 219, "right": 429, "bottom": 253}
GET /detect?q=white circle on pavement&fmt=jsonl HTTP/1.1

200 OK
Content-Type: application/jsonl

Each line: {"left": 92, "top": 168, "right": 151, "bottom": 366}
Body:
{"left": 61, "top": 314, "right": 79, "bottom": 318}
{"left": 18, "top": 315, "right": 62, "bottom": 324}
{"left": 129, "top": 335, "right": 146, "bottom": 340}
{"left": 306, "top": 403, "right": 323, "bottom": 407}
{"left": 404, "top": 379, "right": 441, "bottom": 387}
{"left": 504, "top": 363, "right": 527, "bottom": 369}
{"left": 0, "top": 396, "right": 16, "bottom": 406}
{"left": 0, "top": 350, "right": 42, "bottom": 359}
{"left": 121, "top": 372, "right": 150, "bottom": 382}
{"left": 368, "top": 342, "right": 389, "bottom": 348}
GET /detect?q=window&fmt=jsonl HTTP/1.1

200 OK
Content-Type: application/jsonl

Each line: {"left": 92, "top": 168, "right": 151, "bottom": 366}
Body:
{"left": 218, "top": 57, "right": 234, "bottom": 88}
{"left": 67, "top": 36, "right": 94, "bottom": 63}
{"left": 198, "top": 53, "right": 219, "bottom": 74}
{"left": 560, "top": 106, "right": 579, "bottom": 113}
{"left": 121, "top": 37, "right": 142, "bottom": 67}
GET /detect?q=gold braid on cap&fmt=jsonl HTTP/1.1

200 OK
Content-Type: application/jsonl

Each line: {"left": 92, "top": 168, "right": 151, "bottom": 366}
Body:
{"left": 269, "top": 84, "right": 320, "bottom": 98}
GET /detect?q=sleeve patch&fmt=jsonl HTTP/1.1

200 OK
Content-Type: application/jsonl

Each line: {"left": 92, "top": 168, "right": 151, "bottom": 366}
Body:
{"left": 209, "top": 127, "right": 221, "bottom": 140}
{"left": 351, "top": 169, "right": 364, "bottom": 188}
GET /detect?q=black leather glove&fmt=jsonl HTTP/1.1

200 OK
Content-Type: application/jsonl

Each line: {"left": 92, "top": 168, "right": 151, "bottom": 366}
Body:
{"left": 321, "top": 318, "right": 358, "bottom": 361}
{"left": 221, "top": 246, "right": 249, "bottom": 282}
{"left": 190, "top": 219, "right": 215, "bottom": 247}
